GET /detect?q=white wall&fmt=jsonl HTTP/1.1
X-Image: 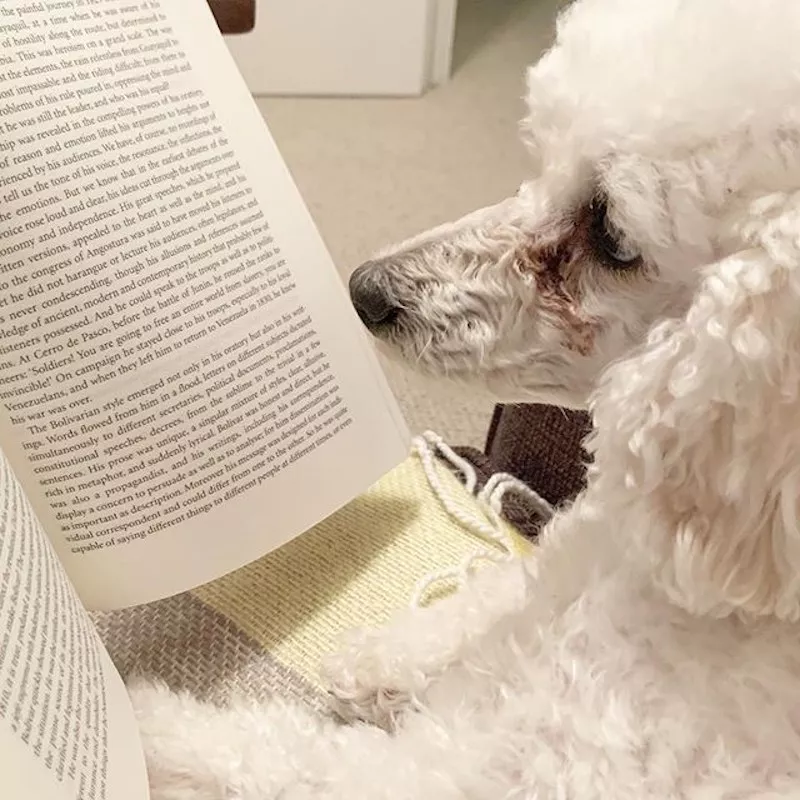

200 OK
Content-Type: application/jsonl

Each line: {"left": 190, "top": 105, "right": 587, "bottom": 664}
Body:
{"left": 225, "top": 0, "right": 457, "bottom": 96}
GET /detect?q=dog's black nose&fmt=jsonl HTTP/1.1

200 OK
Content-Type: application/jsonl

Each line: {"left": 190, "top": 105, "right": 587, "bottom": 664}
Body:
{"left": 349, "top": 262, "right": 401, "bottom": 330}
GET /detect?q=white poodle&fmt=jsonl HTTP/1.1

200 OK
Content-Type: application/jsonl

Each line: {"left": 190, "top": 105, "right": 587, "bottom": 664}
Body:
{"left": 132, "top": 0, "right": 800, "bottom": 796}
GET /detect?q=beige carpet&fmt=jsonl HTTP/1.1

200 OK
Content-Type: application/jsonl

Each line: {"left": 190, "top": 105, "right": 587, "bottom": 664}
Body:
{"left": 256, "top": 0, "right": 561, "bottom": 447}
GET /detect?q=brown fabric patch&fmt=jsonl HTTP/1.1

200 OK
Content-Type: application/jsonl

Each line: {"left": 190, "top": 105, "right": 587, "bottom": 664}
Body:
{"left": 485, "top": 403, "right": 591, "bottom": 508}
{"left": 445, "top": 446, "right": 552, "bottom": 540}
{"left": 93, "top": 593, "right": 325, "bottom": 711}
{"left": 439, "top": 403, "right": 591, "bottom": 540}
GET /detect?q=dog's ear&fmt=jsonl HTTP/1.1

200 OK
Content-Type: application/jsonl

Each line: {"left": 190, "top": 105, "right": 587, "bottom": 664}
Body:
{"left": 588, "top": 192, "right": 800, "bottom": 619}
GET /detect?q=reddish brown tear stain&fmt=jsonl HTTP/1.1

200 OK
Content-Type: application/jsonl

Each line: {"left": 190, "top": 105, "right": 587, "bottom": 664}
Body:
{"left": 516, "top": 212, "right": 597, "bottom": 356}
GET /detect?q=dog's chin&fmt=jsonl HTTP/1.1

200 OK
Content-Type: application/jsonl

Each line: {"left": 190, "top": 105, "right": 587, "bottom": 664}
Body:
{"left": 366, "top": 333, "right": 590, "bottom": 409}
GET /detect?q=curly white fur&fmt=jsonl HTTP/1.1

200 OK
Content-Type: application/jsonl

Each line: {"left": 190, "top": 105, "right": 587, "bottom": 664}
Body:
{"left": 131, "top": 1, "right": 800, "bottom": 797}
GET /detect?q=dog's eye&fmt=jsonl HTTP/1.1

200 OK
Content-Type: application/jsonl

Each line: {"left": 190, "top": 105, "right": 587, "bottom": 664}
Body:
{"left": 590, "top": 198, "right": 641, "bottom": 269}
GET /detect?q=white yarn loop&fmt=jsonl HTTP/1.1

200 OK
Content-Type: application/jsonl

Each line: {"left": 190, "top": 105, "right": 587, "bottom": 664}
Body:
{"left": 410, "top": 430, "right": 554, "bottom": 607}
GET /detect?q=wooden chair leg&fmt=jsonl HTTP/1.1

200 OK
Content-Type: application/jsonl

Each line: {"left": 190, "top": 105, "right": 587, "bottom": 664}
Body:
{"left": 206, "top": 0, "right": 256, "bottom": 34}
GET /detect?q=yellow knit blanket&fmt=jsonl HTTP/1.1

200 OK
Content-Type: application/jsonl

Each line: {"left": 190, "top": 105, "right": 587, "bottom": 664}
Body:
{"left": 94, "top": 451, "right": 530, "bottom": 709}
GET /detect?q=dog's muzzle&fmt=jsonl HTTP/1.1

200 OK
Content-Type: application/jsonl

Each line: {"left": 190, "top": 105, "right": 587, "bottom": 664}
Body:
{"left": 349, "top": 261, "right": 402, "bottom": 332}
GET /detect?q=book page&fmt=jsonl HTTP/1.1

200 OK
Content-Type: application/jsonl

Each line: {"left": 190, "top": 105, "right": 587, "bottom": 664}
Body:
{"left": 0, "top": 0, "right": 409, "bottom": 609}
{"left": 0, "top": 449, "right": 148, "bottom": 800}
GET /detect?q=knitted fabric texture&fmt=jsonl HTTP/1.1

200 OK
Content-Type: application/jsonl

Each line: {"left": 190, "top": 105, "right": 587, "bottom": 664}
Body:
{"left": 95, "top": 409, "right": 590, "bottom": 709}
{"left": 95, "top": 451, "right": 529, "bottom": 709}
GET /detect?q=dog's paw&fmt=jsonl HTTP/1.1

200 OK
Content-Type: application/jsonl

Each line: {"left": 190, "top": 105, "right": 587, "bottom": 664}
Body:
{"left": 327, "top": 682, "right": 413, "bottom": 730}
{"left": 321, "top": 628, "right": 425, "bottom": 729}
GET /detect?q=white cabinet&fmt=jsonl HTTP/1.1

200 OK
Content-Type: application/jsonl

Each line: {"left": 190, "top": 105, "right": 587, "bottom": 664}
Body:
{"left": 224, "top": 0, "right": 457, "bottom": 96}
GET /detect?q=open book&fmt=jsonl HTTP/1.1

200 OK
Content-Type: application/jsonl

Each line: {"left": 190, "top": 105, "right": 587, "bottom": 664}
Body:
{"left": 0, "top": 0, "right": 410, "bottom": 796}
